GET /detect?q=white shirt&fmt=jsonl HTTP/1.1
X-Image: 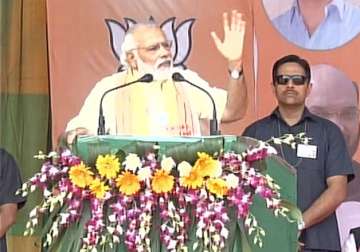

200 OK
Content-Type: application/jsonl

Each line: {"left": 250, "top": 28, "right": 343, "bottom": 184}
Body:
{"left": 66, "top": 68, "right": 227, "bottom": 136}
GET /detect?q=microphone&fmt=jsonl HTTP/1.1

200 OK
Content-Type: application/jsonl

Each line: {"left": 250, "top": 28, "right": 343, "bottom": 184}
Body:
{"left": 172, "top": 72, "right": 220, "bottom": 136}
{"left": 97, "top": 73, "right": 153, "bottom": 135}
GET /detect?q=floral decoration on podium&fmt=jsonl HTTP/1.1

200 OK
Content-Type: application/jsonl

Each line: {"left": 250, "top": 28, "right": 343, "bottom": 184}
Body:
{"left": 18, "top": 134, "right": 308, "bottom": 252}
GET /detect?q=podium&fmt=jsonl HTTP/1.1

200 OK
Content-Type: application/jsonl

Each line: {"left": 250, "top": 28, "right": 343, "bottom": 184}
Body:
{"left": 74, "top": 135, "right": 297, "bottom": 252}
{"left": 48, "top": 135, "right": 298, "bottom": 252}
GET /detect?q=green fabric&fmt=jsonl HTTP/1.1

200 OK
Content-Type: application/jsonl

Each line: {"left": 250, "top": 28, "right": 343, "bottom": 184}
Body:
{"left": 0, "top": 94, "right": 50, "bottom": 235}
{"left": 248, "top": 156, "right": 298, "bottom": 252}
{"left": 1, "top": 0, "right": 50, "bottom": 239}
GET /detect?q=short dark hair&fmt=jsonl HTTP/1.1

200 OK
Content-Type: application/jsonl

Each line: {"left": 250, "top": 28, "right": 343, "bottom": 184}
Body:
{"left": 272, "top": 54, "right": 311, "bottom": 85}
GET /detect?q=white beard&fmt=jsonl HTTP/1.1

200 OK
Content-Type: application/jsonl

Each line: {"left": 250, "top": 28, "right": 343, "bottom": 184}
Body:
{"left": 135, "top": 55, "right": 173, "bottom": 81}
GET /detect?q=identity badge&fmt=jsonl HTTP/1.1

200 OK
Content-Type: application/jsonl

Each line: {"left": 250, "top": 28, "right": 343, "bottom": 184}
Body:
{"left": 297, "top": 144, "right": 317, "bottom": 159}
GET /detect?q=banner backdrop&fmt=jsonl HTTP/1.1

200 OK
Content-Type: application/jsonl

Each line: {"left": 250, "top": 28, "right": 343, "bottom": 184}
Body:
{"left": 47, "top": 0, "right": 360, "bottom": 200}
{"left": 47, "top": 0, "right": 255, "bottom": 144}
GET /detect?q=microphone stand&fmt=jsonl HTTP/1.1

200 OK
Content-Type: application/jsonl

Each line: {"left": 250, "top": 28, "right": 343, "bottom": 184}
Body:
{"left": 172, "top": 72, "right": 220, "bottom": 135}
{"left": 97, "top": 73, "right": 153, "bottom": 135}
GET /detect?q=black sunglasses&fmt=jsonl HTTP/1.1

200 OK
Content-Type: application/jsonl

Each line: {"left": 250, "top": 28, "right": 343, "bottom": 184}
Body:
{"left": 275, "top": 75, "right": 307, "bottom": 85}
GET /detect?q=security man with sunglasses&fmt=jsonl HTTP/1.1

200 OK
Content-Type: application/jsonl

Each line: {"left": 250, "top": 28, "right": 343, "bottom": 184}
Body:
{"left": 243, "top": 54, "right": 354, "bottom": 252}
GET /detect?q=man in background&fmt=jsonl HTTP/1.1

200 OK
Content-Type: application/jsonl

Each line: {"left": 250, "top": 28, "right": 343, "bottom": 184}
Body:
{"left": 0, "top": 148, "right": 26, "bottom": 252}
{"left": 306, "top": 64, "right": 360, "bottom": 202}
{"left": 272, "top": 0, "right": 360, "bottom": 50}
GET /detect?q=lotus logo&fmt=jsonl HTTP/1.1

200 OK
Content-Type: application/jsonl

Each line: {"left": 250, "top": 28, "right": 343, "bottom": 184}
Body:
{"left": 105, "top": 17, "right": 195, "bottom": 71}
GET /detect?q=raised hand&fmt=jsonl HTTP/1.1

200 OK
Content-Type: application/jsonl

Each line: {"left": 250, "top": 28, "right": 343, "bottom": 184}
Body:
{"left": 211, "top": 10, "right": 246, "bottom": 63}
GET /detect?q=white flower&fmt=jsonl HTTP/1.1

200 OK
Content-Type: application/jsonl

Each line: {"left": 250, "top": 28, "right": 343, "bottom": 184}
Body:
{"left": 252, "top": 218, "right": 258, "bottom": 227}
{"left": 139, "top": 227, "right": 146, "bottom": 238}
{"left": 168, "top": 240, "right": 177, "bottom": 250}
{"left": 225, "top": 174, "right": 239, "bottom": 189}
{"left": 196, "top": 227, "right": 203, "bottom": 238}
{"left": 198, "top": 219, "right": 206, "bottom": 229}
{"left": 116, "top": 224, "right": 123, "bottom": 234}
{"left": 113, "top": 235, "right": 120, "bottom": 243}
{"left": 47, "top": 151, "right": 58, "bottom": 158}
{"left": 271, "top": 137, "right": 282, "bottom": 145}
{"left": 40, "top": 174, "right": 47, "bottom": 183}
{"left": 161, "top": 156, "right": 176, "bottom": 172}
{"left": 220, "top": 227, "right": 229, "bottom": 238}
{"left": 168, "top": 201, "right": 176, "bottom": 211}
{"left": 240, "top": 162, "right": 249, "bottom": 175}
{"left": 266, "top": 145, "right": 277, "bottom": 155}
{"left": 265, "top": 198, "right": 272, "bottom": 208}
{"left": 248, "top": 227, "right": 255, "bottom": 235}
{"left": 213, "top": 234, "right": 220, "bottom": 243}
{"left": 258, "top": 141, "right": 266, "bottom": 149}
{"left": 272, "top": 198, "right": 281, "bottom": 206}
{"left": 303, "top": 137, "right": 311, "bottom": 145}
{"left": 138, "top": 167, "right": 152, "bottom": 181}
{"left": 43, "top": 189, "right": 52, "bottom": 198}
{"left": 297, "top": 132, "right": 305, "bottom": 138}
{"left": 211, "top": 161, "right": 223, "bottom": 178}
{"left": 107, "top": 226, "right": 115, "bottom": 234}
{"left": 31, "top": 218, "right": 38, "bottom": 226}
{"left": 46, "top": 234, "right": 52, "bottom": 245}
{"left": 283, "top": 134, "right": 295, "bottom": 145}
{"left": 244, "top": 216, "right": 252, "bottom": 227}
{"left": 58, "top": 213, "right": 68, "bottom": 225}
{"left": 177, "top": 161, "right": 192, "bottom": 177}
{"left": 123, "top": 153, "right": 142, "bottom": 172}
{"left": 48, "top": 166, "right": 59, "bottom": 176}
{"left": 30, "top": 185, "right": 36, "bottom": 192}
{"left": 108, "top": 214, "right": 116, "bottom": 222}
{"left": 260, "top": 229, "right": 265, "bottom": 236}
{"left": 241, "top": 193, "right": 251, "bottom": 204}
{"left": 29, "top": 207, "right": 38, "bottom": 218}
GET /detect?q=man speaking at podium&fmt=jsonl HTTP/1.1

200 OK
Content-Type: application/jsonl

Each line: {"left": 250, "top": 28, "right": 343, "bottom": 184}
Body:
{"left": 65, "top": 10, "right": 247, "bottom": 142}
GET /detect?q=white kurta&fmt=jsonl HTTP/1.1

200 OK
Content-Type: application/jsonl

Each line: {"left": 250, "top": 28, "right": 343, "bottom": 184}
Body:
{"left": 66, "top": 68, "right": 227, "bottom": 136}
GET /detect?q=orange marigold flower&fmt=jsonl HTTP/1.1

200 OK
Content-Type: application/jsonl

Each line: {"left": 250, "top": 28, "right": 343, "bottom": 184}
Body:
{"left": 206, "top": 178, "right": 228, "bottom": 198}
{"left": 89, "top": 178, "right": 109, "bottom": 199}
{"left": 179, "top": 169, "right": 204, "bottom": 189}
{"left": 69, "top": 162, "right": 93, "bottom": 188}
{"left": 193, "top": 152, "right": 221, "bottom": 178}
{"left": 151, "top": 169, "right": 174, "bottom": 194}
{"left": 96, "top": 154, "right": 120, "bottom": 180}
{"left": 116, "top": 171, "right": 141, "bottom": 196}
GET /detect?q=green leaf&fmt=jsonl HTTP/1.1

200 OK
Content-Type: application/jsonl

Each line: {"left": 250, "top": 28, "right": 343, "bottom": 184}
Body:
{"left": 40, "top": 203, "right": 65, "bottom": 240}
{"left": 162, "top": 137, "right": 224, "bottom": 163}
{"left": 238, "top": 220, "right": 253, "bottom": 252}
{"left": 49, "top": 202, "right": 91, "bottom": 252}
{"left": 228, "top": 137, "right": 258, "bottom": 153}
{"left": 86, "top": 141, "right": 113, "bottom": 166}
{"left": 252, "top": 159, "right": 267, "bottom": 173}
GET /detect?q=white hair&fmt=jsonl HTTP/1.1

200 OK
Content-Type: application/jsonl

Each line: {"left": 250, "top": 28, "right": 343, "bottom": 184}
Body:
{"left": 120, "top": 23, "right": 159, "bottom": 68}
